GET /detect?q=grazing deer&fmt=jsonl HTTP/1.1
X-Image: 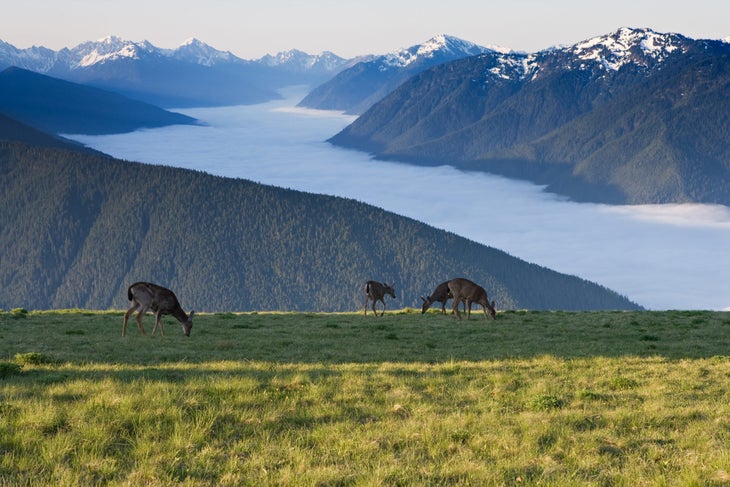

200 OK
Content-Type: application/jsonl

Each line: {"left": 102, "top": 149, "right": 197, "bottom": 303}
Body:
{"left": 364, "top": 281, "right": 396, "bottom": 316}
{"left": 421, "top": 281, "right": 468, "bottom": 315}
{"left": 123, "top": 281, "right": 194, "bottom": 337}
{"left": 447, "top": 278, "right": 496, "bottom": 320}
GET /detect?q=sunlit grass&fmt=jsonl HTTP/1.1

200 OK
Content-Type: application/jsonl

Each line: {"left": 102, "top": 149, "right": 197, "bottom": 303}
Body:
{"left": 1, "top": 309, "right": 730, "bottom": 484}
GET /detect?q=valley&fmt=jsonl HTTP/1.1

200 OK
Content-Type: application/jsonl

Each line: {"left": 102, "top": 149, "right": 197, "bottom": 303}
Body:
{"left": 69, "top": 93, "right": 730, "bottom": 311}
{"left": 2, "top": 28, "right": 730, "bottom": 311}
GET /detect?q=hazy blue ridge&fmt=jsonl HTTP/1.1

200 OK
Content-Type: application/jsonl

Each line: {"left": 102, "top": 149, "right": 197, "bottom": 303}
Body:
{"left": 0, "top": 67, "right": 199, "bottom": 135}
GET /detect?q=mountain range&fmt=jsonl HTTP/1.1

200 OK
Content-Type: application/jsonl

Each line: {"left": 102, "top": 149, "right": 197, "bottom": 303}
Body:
{"left": 0, "top": 36, "right": 355, "bottom": 107}
{"left": 330, "top": 27, "right": 730, "bottom": 205}
{"left": 298, "top": 34, "right": 496, "bottom": 114}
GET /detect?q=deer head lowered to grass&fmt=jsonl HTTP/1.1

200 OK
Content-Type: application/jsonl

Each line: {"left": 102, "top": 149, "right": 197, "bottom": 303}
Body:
{"left": 447, "top": 278, "right": 496, "bottom": 320}
{"left": 421, "top": 280, "right": 468, "bottom": 315}
{"left": 123, "top": 281, "right": 194, "bottom": 337}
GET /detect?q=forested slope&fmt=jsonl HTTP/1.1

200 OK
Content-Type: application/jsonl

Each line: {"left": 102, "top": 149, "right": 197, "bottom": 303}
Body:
{"left": 330, "top": 29, "right": 730, "bottom": 205}
{"left": 0, "top": 141, "right": 640, "bottom": 311}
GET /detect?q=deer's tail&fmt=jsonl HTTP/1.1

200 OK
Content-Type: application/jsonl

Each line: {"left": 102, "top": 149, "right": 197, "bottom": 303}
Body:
{"left": 127, "top": 286, "right": 134, "bottom": 302}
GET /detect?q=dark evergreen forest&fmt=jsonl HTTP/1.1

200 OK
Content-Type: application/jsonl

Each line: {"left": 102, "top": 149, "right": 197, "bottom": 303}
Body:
{"left": 0, "top": 141, "right": 640, "bottom": 312}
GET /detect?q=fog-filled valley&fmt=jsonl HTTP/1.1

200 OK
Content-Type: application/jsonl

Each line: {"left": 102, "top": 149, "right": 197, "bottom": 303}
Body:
{"left": 68, "top": 88, "right": 730, "bottom": 310}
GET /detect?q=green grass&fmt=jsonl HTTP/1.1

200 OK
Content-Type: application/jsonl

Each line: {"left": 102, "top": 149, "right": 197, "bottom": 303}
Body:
{"left": 1, "top": 309, "right": 730, "bottom": 485}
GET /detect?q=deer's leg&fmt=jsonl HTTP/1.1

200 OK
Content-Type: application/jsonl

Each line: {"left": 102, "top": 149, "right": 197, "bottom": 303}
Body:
{"left": 466, "top": 301, "right": 473, "bottom": 320}
{"left": 379, "top": 299, "right": 386, "bottom": 317}
{"left": 364, "top": 296, "right": 369, "bottom": 315}
{"left": 371, "top": 299, "right": 378, "bottom": 317}
{"left": 123, "top": 302, "right": 138, "bottom": 337}
{"left": 152, "top": 311, "right": 165, "bottom": 336}
{"left": 452, "top": 296, "right": 462, "bottom": 320}
{"left": 135, "top": 306, "right": 149, "bottom": 335}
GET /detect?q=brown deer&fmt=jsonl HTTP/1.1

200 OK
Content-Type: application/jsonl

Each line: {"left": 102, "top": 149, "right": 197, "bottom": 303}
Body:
{"left": 447, "top": 278, "right": 496, "bottom": 320}
{"left": 123, "top": 281, "right": 194, "bottom": 337}
{"left": 364, "top": 280, "right": 396, "bottom": 316}
{"left": 421, "top": 281, "right": 468, "bottom": 315}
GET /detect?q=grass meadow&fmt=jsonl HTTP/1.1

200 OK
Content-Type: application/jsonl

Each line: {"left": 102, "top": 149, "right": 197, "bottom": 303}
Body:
{"left": 1, "top": 308, "right": 730, "bottom": 485}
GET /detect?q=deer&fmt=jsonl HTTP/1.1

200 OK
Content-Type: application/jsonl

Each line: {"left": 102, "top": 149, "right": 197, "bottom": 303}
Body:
{"left": 364, "top": 280, "right": 396, "bottom": 316}
{"left": 447, "top": 278, "right": 496, "bottom": 320}
{"left": 123, "top": 281, "right": 194, "bottom": 337}
{"left": 421, "top": 281, "right": 468, "bottom": 315}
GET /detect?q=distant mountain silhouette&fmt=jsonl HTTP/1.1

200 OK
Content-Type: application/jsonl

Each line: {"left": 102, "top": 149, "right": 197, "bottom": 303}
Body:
{"left": 0, "top": 36, "right": 355, "bottom": 108}
{"left": 0, "top": 67, "right": 197, "bottom": 134}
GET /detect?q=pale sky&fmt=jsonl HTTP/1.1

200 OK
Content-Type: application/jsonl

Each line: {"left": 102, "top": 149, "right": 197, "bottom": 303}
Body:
{"left": 2, "top": 0, "right": 729, "bottom": 59}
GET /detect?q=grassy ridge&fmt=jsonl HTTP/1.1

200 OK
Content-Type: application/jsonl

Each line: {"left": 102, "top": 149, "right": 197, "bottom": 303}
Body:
{"left": 1, "top": 310, "right": 730, "bottom": 485}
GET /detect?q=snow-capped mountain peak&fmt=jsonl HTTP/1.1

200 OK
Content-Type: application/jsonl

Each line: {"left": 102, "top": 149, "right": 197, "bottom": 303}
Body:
{"left": 0, "top": 39, "right": 57, "bottom": 71}
{"left": 257, "top": 49, "right": 347, "bottom": 73}
{"left": 259, "top": 49, "right": 311, "bottom": 67}
{"left": 171, "top": 38, "right": 241, "bottom": 66}
{"left": 383, "top": 34, "right": 493, "bottom": 68}
{"left": 416, "top": 34, "right": 472, "bottom": 57}
{"left": 570, "top": 27, "right": 688, "bottom": 71}
{"left": 66, "top": 36, "right": 156, "bottom": 68}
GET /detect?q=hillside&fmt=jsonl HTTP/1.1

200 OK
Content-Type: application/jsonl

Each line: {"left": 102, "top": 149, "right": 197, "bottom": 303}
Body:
{"left": 0, "top": 112, "right": 87, "bottom": 149}
{"left": 0, "top": 141, "right": 639, "bottom": 312}
{"left": 330, "top": 28, "right": 730, "bottom": 205}
{"left": 298, "top": 34, "right": 493, "bottom": 114}
{"left": 0, "top": 67, "right": 197, "bottom": 135}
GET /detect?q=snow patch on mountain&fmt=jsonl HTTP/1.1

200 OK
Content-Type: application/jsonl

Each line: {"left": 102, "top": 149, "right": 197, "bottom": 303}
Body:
{"left": 485, "top": 52, "right": 538, "bottom": 81}
{"left": 571, "top": 27, "right": 687, "bottom": 71}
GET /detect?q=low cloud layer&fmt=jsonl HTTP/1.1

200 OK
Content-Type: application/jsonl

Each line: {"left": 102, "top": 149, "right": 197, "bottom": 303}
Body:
{"left": 69, "top": 93, "right": 730, "bottom": 310}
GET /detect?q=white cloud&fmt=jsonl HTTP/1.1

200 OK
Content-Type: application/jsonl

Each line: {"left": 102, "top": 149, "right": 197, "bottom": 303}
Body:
{"left": 603, "top": 204, "right": 730, "bottom": 229}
